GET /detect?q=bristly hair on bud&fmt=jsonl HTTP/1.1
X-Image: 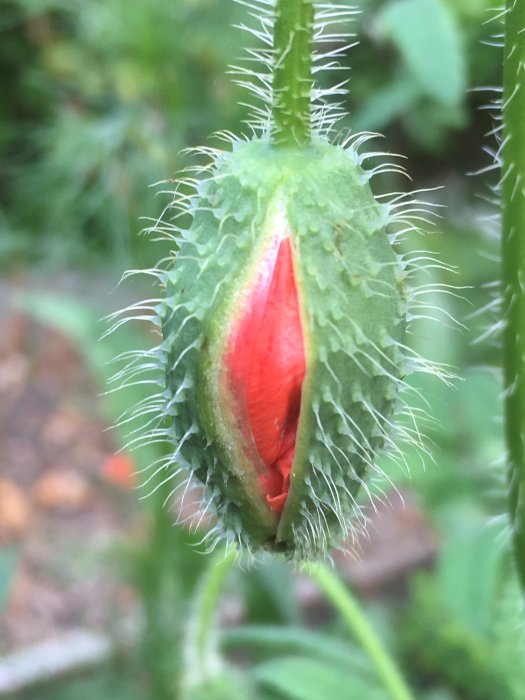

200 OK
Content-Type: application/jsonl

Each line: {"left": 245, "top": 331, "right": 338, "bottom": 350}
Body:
{"left": 109, "top": 0, "right": 456, "bottom": 560}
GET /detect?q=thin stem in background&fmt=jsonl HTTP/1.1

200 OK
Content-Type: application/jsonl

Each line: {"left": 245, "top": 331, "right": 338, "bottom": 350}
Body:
{"left": 272, "top": 0, "right": 314, "bottom": 147}
{"left": 304, "top": 563, "right": 416, "bottom": 700}
{"left": 182, "top": 548, "right": 236, "bottom": 692}
{"left": 502, "top": 0, "right": 525, "bottom": 593}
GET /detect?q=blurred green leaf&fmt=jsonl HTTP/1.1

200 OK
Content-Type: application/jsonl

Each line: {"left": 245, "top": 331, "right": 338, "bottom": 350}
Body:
{"left": 438, "top": 523, "right": 505, "bottom": 635}
{"left": 423, "top": 690, "right": 459, "bottom": 700}
{"left": 17, "top": 665, "right": 143, "bottom": 700}
{"left": 405, "top": 99, "right": 468, "bottom": 151}
{"left": 221, "top": 625, "right": 373, "bottom": 676}
{"left": 0, "top": 547, "right": 19, "bottom": 613}
{"left": 399, "top": 575, "right": 515, "bottom": 700}
{"left": 441, "top": 0, "right": 495, "bottom": 21}
{"left": 252, "top": 656, "right": 384, "bottom": 700}
{"left": 490, "top": 579, "right": 525, "bottom": 698}
{"left": 378, "top": 0, "right": 467, "bottom": 105}
{"left": 352, "top": 73, "right": 421, "bottom": 132}
{"left": 185, "top": 669, "right": 256, "bottom": 700}
{"left": 240, "top": 558, "right": 301, "bottom": 625}
{"left": 459, "top": 368, "right": 503, "bottom": 450}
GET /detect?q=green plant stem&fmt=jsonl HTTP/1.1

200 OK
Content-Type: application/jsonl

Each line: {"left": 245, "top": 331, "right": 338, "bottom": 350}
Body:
{"left": 184, "top": 548, "right": 236, "bottom": 688}
{"left": 305, "top": 563, "right": 416, "bottom": 700}
{"left": 502, "top": 0, "right": 525, "bottom": 593}
{"left": 272, "top": 0, "right": 314, "bottom": 147}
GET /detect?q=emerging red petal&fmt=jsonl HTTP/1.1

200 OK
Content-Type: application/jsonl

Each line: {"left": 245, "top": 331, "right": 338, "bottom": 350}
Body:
{"left": 226, "top": 235, "right": 306, "bottom": 512}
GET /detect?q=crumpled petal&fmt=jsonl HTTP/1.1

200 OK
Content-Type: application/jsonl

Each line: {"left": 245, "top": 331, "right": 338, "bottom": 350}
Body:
{"left": 226, "top": 236, "right": 306, "bottom": 512}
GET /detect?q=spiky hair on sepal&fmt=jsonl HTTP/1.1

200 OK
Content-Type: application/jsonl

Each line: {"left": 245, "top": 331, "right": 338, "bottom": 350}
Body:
{"left": 108, "top": 0, "right": 455, "bottom": 560}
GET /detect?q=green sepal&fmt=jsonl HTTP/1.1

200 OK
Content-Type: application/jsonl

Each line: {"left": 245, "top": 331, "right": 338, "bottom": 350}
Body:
{"left": 160, "top": 138, "right": 405, "bottom": 556}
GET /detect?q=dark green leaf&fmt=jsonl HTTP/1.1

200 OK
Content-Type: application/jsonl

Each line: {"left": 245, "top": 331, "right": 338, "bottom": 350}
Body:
{"left": 352, "top": 74, "right": 421, "bottom": 132}
{"left": 240, "top": 559, "right": 301, "bottom": 625}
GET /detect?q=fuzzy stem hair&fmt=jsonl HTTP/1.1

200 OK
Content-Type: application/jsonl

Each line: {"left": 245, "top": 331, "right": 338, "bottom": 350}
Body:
{"left": 502, "top": 0, "right": 525, "bottom": 593}
{"left": 272, "top": 0, "right": 315, "bottom": 146}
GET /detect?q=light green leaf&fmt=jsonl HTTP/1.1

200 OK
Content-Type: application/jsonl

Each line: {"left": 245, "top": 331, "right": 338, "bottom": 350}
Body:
{"left": 0, "top": 547, "right": 19, "bottom": 613}
{"left": 252, "top": 656, "right": 383, "bottom": 700}
{"left": 221, "top": 625, "right": 373, "bottom": 676}
{"left": 378, "top": 0, "right": 466, "bottom": 105}
{"left": 438, "top": 522, "right": 505, "bottom": 635}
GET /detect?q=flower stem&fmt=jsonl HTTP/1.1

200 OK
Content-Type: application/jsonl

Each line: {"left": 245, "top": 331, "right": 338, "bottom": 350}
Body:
{"left": 304, "top": 563, "right": 416, "bottom": 700}
{"left": 272, "top": 0, "right": 314, "bottom": 147}
{"left": 502, "top": 0, "right": 525, "bottom": 593}
{"left": 183, "top": 548, "right": 236, "bottom": 690}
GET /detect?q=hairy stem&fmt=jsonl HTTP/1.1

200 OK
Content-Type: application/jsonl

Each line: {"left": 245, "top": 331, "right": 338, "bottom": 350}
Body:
{"left": 304, "top": 563, "right": 416, "bottom": 700}
{"left": 272, "top": 0, "right": 314, "bottom": 147}
{"left": 183, "top": 549, "right": 236, "bottom": 690}
{"left": 502, "top": 0, "right": 525, "bottom": 593}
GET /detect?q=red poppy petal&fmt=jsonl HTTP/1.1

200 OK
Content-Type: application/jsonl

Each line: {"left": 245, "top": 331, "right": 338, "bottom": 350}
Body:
{"left": 226, "top": 235, "right": 306, "bottom": 513}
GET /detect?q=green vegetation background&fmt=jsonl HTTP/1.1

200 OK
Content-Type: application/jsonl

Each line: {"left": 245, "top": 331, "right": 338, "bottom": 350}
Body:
{"left": 1, "top": 1, "right": 524, "bottom": 699}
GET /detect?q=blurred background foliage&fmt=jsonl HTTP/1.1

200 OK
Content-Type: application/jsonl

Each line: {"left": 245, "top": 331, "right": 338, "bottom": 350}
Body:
{"left": 1, "top": 0, "right": 522, "bottom": 699}
{"left": 0, "top": 0, "right": 500, "bottom": 269}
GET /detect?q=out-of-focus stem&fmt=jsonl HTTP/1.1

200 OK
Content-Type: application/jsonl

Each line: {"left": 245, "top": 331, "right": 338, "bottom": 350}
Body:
{"left": 305, "top": 563, "right": 416, "bottom": 700}
{"left": 182, "top": 549, "right": 236, "bottom": 692}
{"left": 502, "top": 0, "right": 525, "bottom": 593}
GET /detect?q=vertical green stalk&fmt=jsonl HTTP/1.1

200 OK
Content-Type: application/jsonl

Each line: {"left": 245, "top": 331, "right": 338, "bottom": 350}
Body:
{"left": 139, "top": 484, "right": 199, "bottom": 700}
{"left": 272, "top": 0, "right": 314, "bottom": 147}
{"left": 183, "top": 549, "right": 236, "bottom": 692}
{"left": 305, "top": 563, "right": 416, "bottom": 700}
{"left": 502, "top": 0, "right": 525, "bottom": 592}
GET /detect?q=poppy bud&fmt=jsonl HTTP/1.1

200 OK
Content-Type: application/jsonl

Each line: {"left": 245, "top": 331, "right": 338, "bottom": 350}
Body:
{"left": 157, "top": 139, "right": 406, "bottom": 557}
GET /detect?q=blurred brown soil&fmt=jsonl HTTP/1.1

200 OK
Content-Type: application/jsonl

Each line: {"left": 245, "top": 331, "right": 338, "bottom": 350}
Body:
{"left": 0, "top": 310, "right": 138, "bottom": 655}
